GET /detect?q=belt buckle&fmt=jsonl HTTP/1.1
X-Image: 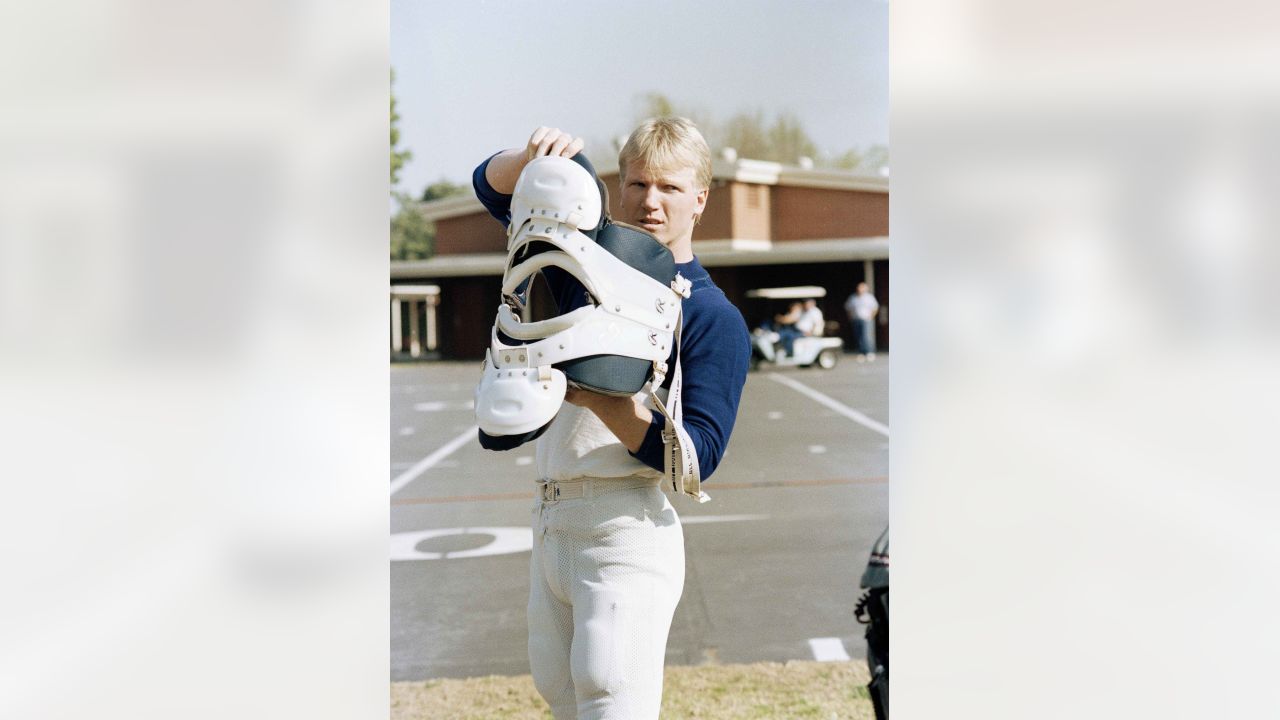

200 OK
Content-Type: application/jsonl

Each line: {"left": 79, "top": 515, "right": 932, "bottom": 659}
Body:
{"left": 539, "top": 480, "right": 559, "bottom": 503}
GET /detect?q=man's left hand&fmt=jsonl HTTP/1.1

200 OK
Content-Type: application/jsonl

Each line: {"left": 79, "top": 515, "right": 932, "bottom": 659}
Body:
{"left": 563, "top": 386, "right": 650, "bottom": 452}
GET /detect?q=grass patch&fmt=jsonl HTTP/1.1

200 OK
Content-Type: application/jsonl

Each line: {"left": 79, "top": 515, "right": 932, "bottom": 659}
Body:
{"left": 391, "top": 660, "right": 875, "bottom": 719}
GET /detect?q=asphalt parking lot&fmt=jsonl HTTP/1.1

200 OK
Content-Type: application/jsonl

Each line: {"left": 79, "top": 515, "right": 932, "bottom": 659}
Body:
{"left": 391, "top": 353, "right": 888, "bottom": 681}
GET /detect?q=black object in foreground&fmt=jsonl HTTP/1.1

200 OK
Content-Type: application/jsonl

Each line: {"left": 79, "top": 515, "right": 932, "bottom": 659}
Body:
{"left": 855, "top": 525, "right": 889, "bottom": 720}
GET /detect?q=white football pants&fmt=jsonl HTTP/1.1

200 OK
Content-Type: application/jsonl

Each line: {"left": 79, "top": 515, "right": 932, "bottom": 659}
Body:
{"left": 528, "top": 479, "right": 685, "bottom": 720}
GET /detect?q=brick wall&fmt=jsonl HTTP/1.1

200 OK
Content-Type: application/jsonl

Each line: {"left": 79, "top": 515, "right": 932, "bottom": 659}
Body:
{"left": 436, "top": 212, "right": 507, "bottom": 255}
{"left": 771, "top": 186, "right": 888, "bottom": 240}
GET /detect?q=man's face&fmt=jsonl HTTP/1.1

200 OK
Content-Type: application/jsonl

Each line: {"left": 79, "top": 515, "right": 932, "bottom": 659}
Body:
{"left": 620, "top": 163, "right": 707, "bottom": 249}
{"left": 857, "top": 283, "right": 869, "bottom": 294}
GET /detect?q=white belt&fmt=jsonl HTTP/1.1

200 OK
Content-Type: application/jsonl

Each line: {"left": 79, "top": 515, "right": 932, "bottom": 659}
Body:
{"left": 536, "top": 476, "right": 659, "bottom": 503}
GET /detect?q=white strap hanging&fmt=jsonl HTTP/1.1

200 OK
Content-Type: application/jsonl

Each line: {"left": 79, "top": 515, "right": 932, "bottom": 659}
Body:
{"left": 648, "top": 297, "right": 708, "bottom": 503}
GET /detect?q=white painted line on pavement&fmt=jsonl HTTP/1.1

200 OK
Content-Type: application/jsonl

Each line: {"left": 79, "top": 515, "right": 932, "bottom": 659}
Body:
{"left": 390, "top": 526, "right": 532, "bottom": 561}
{"left": 767, "top": 373, "right": 889, "bottom": 437}
{"left": 413, "top": 400, "right": 475, "bottom": 412}
{"left": 681, "top": 514, "right": 769, "bottom": 524}
{"left": 808, "top": 637, "right": 851, "bottom": 662}
{"left": 390, "top": 425, "right": 477, "bottom": 496}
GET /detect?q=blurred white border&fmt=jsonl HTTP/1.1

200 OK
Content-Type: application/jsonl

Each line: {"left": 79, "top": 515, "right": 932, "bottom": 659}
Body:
{"left": 4, "top": 1, "right": 1279, "bottom": 717}
{"left": 0, "top": 3, "right": 389, "bottom": 718}
{"left": 894, "top": 1, "right": 1280, "bottom": 717}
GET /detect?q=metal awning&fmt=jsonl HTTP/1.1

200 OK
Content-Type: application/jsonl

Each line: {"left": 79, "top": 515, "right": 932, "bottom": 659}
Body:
{"left": 746, "top": 286, "right": 828, "bottom": 299}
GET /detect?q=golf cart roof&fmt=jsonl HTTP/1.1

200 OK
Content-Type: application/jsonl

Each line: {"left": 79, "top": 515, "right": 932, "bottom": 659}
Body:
{"left": 745, "top": 286, "right": 827, "bottom": 299}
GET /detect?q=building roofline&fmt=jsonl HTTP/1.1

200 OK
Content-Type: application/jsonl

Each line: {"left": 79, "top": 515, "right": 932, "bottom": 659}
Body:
{"left": 414, "top": 158, "right": 888, "bottom": 222}
{"left": 390, "top": 237, "right": 889, "bottom": 279}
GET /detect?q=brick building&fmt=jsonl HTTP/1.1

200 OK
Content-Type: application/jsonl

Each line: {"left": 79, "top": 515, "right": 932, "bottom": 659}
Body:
{"left": 390, "top": 156, "right": 888, "bottom": 360}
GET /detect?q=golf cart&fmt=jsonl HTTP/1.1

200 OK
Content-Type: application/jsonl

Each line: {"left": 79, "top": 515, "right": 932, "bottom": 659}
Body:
{"left": 747, "top": 286, "right": 844, "bottom": 370}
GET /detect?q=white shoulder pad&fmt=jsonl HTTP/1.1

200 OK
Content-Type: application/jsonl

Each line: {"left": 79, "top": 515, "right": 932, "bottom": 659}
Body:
{"left": 474, "top": 350, "right": 566, "bottom": 436}
{"left": 510, "top": 156, "right": 602, "bottom": 238}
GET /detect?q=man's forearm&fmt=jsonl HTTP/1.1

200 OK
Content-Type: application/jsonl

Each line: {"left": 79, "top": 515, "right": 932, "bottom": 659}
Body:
{"left": 484, "top": 148, "right": 529, "bottom": 195}
{"left": 486, "top": 128, "right": 587, "bottom": 194}
{"left": 567, "top": 390, "right": 652, "bottom": 453}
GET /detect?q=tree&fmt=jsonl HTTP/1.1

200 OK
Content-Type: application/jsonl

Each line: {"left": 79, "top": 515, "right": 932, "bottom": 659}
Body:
{"left": 830, "top": 148, "right": 864, "bottom": 170}
{"left": 858, "top": 144, "right": 889, "bottom": 174}
{"left": 639, "top": 92, "right": 677, "bottom": 119}
{"left": 390, "top": 69, "right": 411, "bottom": 189}
{"left": 386, "top": 179, "right": 472, "bottom": 262}
{"left": 719, "top": 111, "right": 821, "bottom": 164}
{"left": 767, "top": 113, "right": 818, "bottom": 165}
{"left": 420, "top": 178, "right": 468, "bottom": 203}
{"left": 627, "top": 90, "right": 886, "bottom": 172}
{"left": 721, "top": 110, "right": 772, "bottom": 160}
{"left": 632, "top": 92, "right": 718, "bottom": 149}
{"left": 390, "top": 193, "right": 434, "bottom": 261}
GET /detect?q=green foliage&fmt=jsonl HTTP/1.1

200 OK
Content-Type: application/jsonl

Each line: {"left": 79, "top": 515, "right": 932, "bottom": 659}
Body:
{"left": 767, "top": 112, "right": 818, "bottom": 164}
{"left": 390, "top": 69, "right": 412, "bottom": 189}
{"left": 630, "top": 91, "right": 887, "bottom": 174}
{"left": 390, "top": 193, "right": 434, "bottom": 261}
{"left": 722, "top": 110, "right": 772, "bottom": 160}
{"left": 633, "top": 93, "right": 717, "bottom": 147}
{"left": 857, "top": 143, "right": 889, "bottom": 174}
{"left": 641, "top": 92, "right": 677, "bottom": 119}
{"left": 420, "top": 178, "right": 469, "bottom": 203}
{"left": 828, "top": 144, "right": 888, "bottom": 174}
{"left": 722, "top": 111, "right": 818, "bottom": 164}
{"left": 830, "top": 147, "right": 864, "bottom": 170}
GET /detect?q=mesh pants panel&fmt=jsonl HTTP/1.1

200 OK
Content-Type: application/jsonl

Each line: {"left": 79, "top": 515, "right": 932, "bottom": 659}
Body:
{"left": 528, "top": 484, "right": 684, "bottom": 720}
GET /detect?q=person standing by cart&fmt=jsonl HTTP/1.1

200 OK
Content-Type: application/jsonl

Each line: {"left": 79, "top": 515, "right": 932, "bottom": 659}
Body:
{"left": 845, "top": 282, "right": 879, "bottom": 361}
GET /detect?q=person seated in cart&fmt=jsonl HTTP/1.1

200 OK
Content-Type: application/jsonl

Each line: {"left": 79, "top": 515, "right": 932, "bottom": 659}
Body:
{"left": 795, "top": 298, "right": 825, "bottom": 338}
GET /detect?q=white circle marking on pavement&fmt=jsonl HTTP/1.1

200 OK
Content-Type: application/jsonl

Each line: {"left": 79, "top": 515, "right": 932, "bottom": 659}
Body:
{"left": 413, "top": 400, "right": 476, "bottom": 412}
{"left": 390, "top": 527, "right": 533, "bottom": 561}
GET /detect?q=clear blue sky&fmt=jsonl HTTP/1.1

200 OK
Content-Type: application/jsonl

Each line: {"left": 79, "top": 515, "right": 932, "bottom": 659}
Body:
{"left": 391, "top": 0, "right": 887, "bottom": 194}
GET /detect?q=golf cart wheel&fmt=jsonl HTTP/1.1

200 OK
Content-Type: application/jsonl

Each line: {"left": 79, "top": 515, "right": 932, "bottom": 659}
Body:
{"left": 816, "top": 349, "right": 839, "bottom": 369}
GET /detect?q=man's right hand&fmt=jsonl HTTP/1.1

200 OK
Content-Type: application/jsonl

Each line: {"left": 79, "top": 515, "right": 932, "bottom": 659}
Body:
{"left": 525, "top": 127, "right": 584, "bottom": 162}
{"left": 485, "top": 126, "right": 584, "bottom": 194}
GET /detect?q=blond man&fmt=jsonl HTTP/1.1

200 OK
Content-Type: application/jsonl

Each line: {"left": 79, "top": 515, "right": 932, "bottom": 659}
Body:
{"left": 473, "top": 118, "right": 750, "bottom": 719}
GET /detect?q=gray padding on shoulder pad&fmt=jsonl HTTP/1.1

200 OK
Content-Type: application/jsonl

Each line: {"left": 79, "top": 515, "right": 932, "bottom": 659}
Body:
{"left": 594, "top": 222, "right": 676, "bottom": 285}
{"left": 555, "top": 222, "right": 675, "bottom": 396}
{"left": 561, "top": 354, "right": 653, "bottom": 396}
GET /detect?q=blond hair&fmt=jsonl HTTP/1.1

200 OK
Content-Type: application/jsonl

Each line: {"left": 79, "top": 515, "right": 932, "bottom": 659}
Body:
{"left": 618, "top": 116, "right": 713, "bottom": 190}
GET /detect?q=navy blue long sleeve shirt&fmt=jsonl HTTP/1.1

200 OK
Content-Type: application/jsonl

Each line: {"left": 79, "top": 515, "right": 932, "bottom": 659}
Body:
{"left": 473, "top": 155, "right": 750, "bottom": 480}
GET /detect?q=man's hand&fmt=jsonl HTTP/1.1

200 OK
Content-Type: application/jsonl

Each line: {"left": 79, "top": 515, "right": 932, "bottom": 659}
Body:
{"left": 525, "top": 127, "right": 585, "bottom": 162}
{"left": 485, "top": 126, "right": 585, "bottom": 194}
{"left": 564, "top": 386, "right": 651, "bottom": 453}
